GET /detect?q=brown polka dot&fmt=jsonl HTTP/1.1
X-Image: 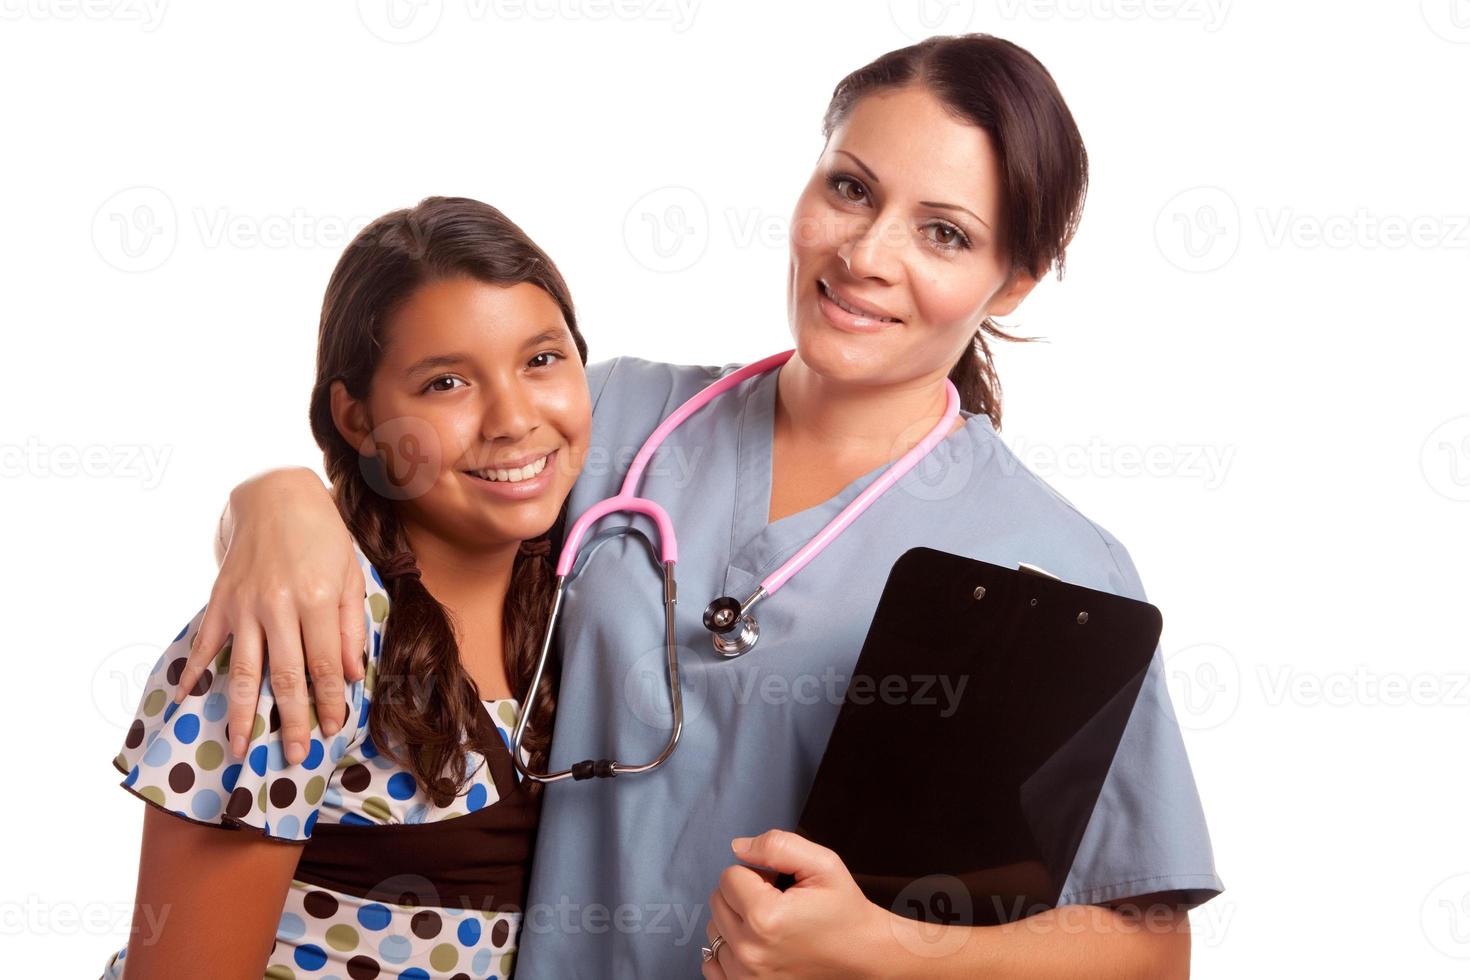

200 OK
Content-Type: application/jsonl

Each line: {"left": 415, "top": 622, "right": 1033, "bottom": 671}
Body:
{"left": 491, "top": 917, "right": 510, "bottom": 947}
{"left": 166, "top": 657, "right": 187, "bottom": 685}
{"left": 269, "top": 704, "right": 281, "bottom": 733}
{"left": 346, "top": 954, "right": 381, "bottom": 979}
{"left": 449, "top": 974, "right": 471, "bottom": 980}
{"left": 303, "top": 890, "right": 339, "bottom": 918}
{"left": 226, "top": 786, "right": 254, "bottom": 819}
{"left": 125, "top": 719, "right": 145, "bottom": 749}
{"left": 410, "top": 909, "right": 442, "bottom": 939}
{"left": 341, "top": 764, "right": 371, "bottom": 793}
{"left": 168, "top": 763, "right": 195, "bottom": 793}
{"left": 269, "top": 777, "right": 297, "bottom": 808}
{"left": 189, "top": 669, "right": 213, "bottom": 698}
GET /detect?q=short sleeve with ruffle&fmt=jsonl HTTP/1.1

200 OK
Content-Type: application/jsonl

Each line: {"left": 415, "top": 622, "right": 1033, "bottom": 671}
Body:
{"left": 111, "top": 541, "right": 389, "bottom": 842}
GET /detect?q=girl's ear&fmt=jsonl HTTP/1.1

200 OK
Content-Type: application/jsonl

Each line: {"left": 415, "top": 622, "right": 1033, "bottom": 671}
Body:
{"left": 329, "top": 379, "right": 374, "bottom": 456}
{"left": 986, "top": 267, "right": 1040, "bottom": 318}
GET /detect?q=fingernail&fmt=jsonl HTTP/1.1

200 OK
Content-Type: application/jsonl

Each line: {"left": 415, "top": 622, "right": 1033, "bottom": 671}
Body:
{"left": 288, "top": 741, "right": 306, "bottom": 765}
{"left": 230, "top": 735, "right": 246, "bottom": 758}
{"left": 732, "top": 837, "right": 752, "bottom": 854}
{"left": 322, "top": 718, "right": 340, "bottom": 737}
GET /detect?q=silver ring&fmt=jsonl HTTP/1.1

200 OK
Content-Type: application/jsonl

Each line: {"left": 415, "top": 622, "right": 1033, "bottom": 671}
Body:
{"left": 700, "top": 933, "right": 726, "bottom": 964}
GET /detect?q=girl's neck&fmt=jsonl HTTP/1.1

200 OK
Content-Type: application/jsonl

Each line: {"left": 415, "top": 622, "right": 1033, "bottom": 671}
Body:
{"left": 773, "top": 353, "right": 962, "bottom": 462}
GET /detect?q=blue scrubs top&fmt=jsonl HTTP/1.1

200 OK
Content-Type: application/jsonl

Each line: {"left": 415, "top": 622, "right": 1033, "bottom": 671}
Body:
{"left": 515, "top": 358, "right": 1223, "bottom": 979}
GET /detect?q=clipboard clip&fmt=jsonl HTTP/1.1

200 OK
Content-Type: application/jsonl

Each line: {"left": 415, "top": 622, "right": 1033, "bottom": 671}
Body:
{"left": 1016, "top": 562, "right": 1060, "bottom": 581}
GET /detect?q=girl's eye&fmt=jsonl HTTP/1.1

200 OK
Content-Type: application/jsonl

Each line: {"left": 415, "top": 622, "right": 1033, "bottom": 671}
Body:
{"left": 827, "top": 173, "right": 869, "bottom": 205}
{"left": 925, "top": 222, "right": 972, "bottom": 251}
{"left": 425, "top": 375, "right": 465, "bottom": 393}
{"left": 528, "top": 351, "right": 564, "bottom": 369}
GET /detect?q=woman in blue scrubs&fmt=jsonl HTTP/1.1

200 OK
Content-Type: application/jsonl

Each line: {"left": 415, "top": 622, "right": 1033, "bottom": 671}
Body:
{"left": 184, "top": 34, "right": 1221, "bottom": 977}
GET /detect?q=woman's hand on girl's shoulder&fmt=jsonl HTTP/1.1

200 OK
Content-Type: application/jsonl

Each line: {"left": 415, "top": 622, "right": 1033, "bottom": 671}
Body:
{"left": 175, "top": 466, "right": 364, "bottom": 766}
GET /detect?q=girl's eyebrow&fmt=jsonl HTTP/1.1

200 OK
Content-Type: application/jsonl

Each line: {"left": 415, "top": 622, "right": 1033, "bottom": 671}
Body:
{"left": 521, "top": 329, "right": 566, "bottom": 349}
{"left": 405, "top": 352, "right": 472, "bottom": 376}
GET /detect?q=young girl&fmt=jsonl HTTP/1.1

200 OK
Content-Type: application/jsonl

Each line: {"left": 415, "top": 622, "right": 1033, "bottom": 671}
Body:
{"left": 102, "top": 196, "right": 592, "bottom": 979}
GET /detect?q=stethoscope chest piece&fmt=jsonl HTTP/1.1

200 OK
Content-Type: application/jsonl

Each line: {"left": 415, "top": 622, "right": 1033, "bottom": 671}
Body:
{"left": 703, "top": 595, "right": 760, "bottom": 658}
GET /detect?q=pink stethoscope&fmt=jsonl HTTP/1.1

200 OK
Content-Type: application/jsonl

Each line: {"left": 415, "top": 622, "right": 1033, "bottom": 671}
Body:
{"left": 512, "top": 349, "right": 961, "bottom": 783}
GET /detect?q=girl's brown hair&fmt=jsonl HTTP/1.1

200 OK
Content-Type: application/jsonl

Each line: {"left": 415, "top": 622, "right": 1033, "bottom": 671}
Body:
{"left": 822, "top": 34, "right": 1089, "bottom": 431}
{"left": 308, "top": 195, "right": 586, "bottom": 804}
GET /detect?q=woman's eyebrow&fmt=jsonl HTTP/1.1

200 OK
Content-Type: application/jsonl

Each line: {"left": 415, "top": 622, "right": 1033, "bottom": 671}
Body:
{"left": 521, "top": 329, "right": 566, "bottom": 349}
{"left": 834, "top": 148, "right": 992, "bottom": 232}
{"left": 405, "top": 352, "right": 471, "bottom": 376}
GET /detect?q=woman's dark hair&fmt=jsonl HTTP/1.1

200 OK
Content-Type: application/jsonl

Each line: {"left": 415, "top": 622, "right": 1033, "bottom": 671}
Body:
{"left": 308, "top": 195, "right": 586, "bottom": 804}
{"left": 822, "top": 34, "right": 1088, "bottom": 431}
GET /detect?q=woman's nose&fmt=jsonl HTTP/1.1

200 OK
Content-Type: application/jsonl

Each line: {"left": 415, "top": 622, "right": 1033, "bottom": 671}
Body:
{"left": 482, "top": 377, "right": 537, "bottom": 443}
{"left": 838, "top": 210, "right": 904, "bottom": 283}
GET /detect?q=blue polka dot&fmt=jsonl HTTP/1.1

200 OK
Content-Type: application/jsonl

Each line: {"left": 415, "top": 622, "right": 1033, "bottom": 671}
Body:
{"left": 360, "top": 736, "right": 378, "bottom": 759}
{"left": 357, "top": 903, "right": 391, "bottom": 931}
{"left": 275, "top": 814, "right": 301, "bottom": 838}
{"left": 405, "top": 803, "right": 428, "bottom": 824}
{"left": 387, "top": 772, "right": 415, "bottom": 800}
{"left": 162, "top": 701, "right": 179, "bottom": 723}
{"left": 303, "top": 740, "right": 324, "bottom": 770}
{"left": 174, "top": 623, "right": 190, "bottom": 642}
{"left": 294, "top": 944, "right": 328, "bottom": 970}
{"left": 304, "top": 811, "right": 319, "bottom": 836}
{"left": 378, "top": 934, "right": 411, "bottom": 964}
{"left": 202, "top": 693, "right": 227, "bottom": 722}
{"left": 222, "top": 764, "right": 242, "bottom": 793}
{"left": 472, "top": 948, "right": 494, "bottom": 974}
{"left": 329, "top": 735, "right": 349, "bottom": 763}
{"left": 248, "top": 744, "right": 268, "bottom": 777}
{"left": 266, "top": 742, "right": 287, "bottom": 772}
{"left": 263, "top": 820, "right": 270, "bottom": 835}
{"left": 401, "top": 969, "right": 430, "bottom": 980}
{"left": 323, "top": 785, "right": 343, "bottom": 808}
{"left": 357, "top": 697, "right": 371, "bottom": 728}
{"left": 466, "top": 784, "right": 487, "bottom": 811}
{"left": 457, "top": 917, "right": 481, "bottom": 945}
{"left": 191, "top": 789, "right": 222, "bottom": 820}
{"left": 370, "top": 566, "right": 383, "bottom": 588}
{"left": 123, "top": 766, "right": 140, "bottom": 787}
{"left": 143, "top": 738, "right": 171, "bottom": 767}
{"left": 278, "top": 912, "right": 306, "bottom": 940}
{"left": 173, "top": 714, "right": 200, "bottom": 744}
{"left": 340, "top": 812, "right": 373, "bottom": 827}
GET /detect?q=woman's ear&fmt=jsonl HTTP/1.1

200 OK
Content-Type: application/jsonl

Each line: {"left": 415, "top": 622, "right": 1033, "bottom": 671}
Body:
{"left": 986, "top": 267, "right": 1040, "bottom": 318}
{"left": 329, "top": 380, "right": 374, "bottom": 457}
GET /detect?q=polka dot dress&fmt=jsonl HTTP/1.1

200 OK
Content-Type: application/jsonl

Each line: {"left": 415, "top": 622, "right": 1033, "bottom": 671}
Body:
{"left": 102, "top": 541, "right": 530, "bottom": 979}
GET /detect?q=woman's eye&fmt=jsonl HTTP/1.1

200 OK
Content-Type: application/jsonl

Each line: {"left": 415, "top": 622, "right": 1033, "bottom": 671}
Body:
{"left": 528, "top": 351, "right": 564, "bottom": 369}
{"left": 828, "top": 174, "right": 868, "bottom": 205}
{"left": 926, "top": 222, "right": 972, "bottom": 251}
{"left": 425, "top": 375, "right": 465, "bottom": 393}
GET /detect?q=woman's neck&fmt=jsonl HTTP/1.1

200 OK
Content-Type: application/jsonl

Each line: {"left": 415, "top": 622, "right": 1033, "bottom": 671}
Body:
{"left": 773, "top": 353, "right": 961, "bottom": 461}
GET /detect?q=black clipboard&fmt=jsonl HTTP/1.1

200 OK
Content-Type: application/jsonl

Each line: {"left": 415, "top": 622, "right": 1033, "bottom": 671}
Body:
{"left": 785, "top": 547, "right": 1162, "bottom": 926}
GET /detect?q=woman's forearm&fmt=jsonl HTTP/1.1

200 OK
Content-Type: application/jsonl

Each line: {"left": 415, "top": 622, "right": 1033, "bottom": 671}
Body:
{"left": 879, "top": 902, "right": 1191, "bottom": 979}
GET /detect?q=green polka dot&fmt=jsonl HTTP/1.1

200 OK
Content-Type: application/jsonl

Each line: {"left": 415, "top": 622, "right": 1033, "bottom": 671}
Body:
{"left": 368, "top": 593, "right": 388, "bottom": 623}
{"left": 362, "top": 796, "right": 392, "bottom": 822}
{"left": 307, "top": 701, "right": 319, "bottom": 731}
{"left": 325, "top": 923, "right": 359, "bottom": 951}
{"left": 195, "top": 741, "right": 224, "bottom": 771}
{"left": 336, "top": 755, "right": 358, "bottom": 771}
{"left": 264, "top": 965, "right": 295, "bottom": 980}
{"left": 430, "top": 943, "right": 458, "bottom": 971}
{"left": 495, "top": 701, "right": 518, "bottom": 727}
{"left": 214, "top": 642, "right": 232, "bottom": 673}
{"left": 138, "top": 786, "right": 165, "bottom": 806}
{"left": 251, "top": 714, "right": 265, "bottom": 740}
{"left": 304, "top": 776, "right": 325, "bottom": 805}
{"left": 257, "top": 783, "right": 268, "bottom": 813}
{"left": 142, "top": 690, "right": 167, "bottom": 717}
{"left": 113, "top": 752, "right": 129, "bottom": 772}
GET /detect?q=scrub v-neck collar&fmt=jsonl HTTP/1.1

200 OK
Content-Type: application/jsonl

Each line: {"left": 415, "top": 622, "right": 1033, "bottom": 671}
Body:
{"left": 722, "top": 363, "right": 983, "bottom": 600}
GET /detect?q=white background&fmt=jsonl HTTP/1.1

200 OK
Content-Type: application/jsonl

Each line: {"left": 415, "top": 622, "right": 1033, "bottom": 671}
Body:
{"left": 2, "top": 1, "right": 1467, "bottom": 975}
